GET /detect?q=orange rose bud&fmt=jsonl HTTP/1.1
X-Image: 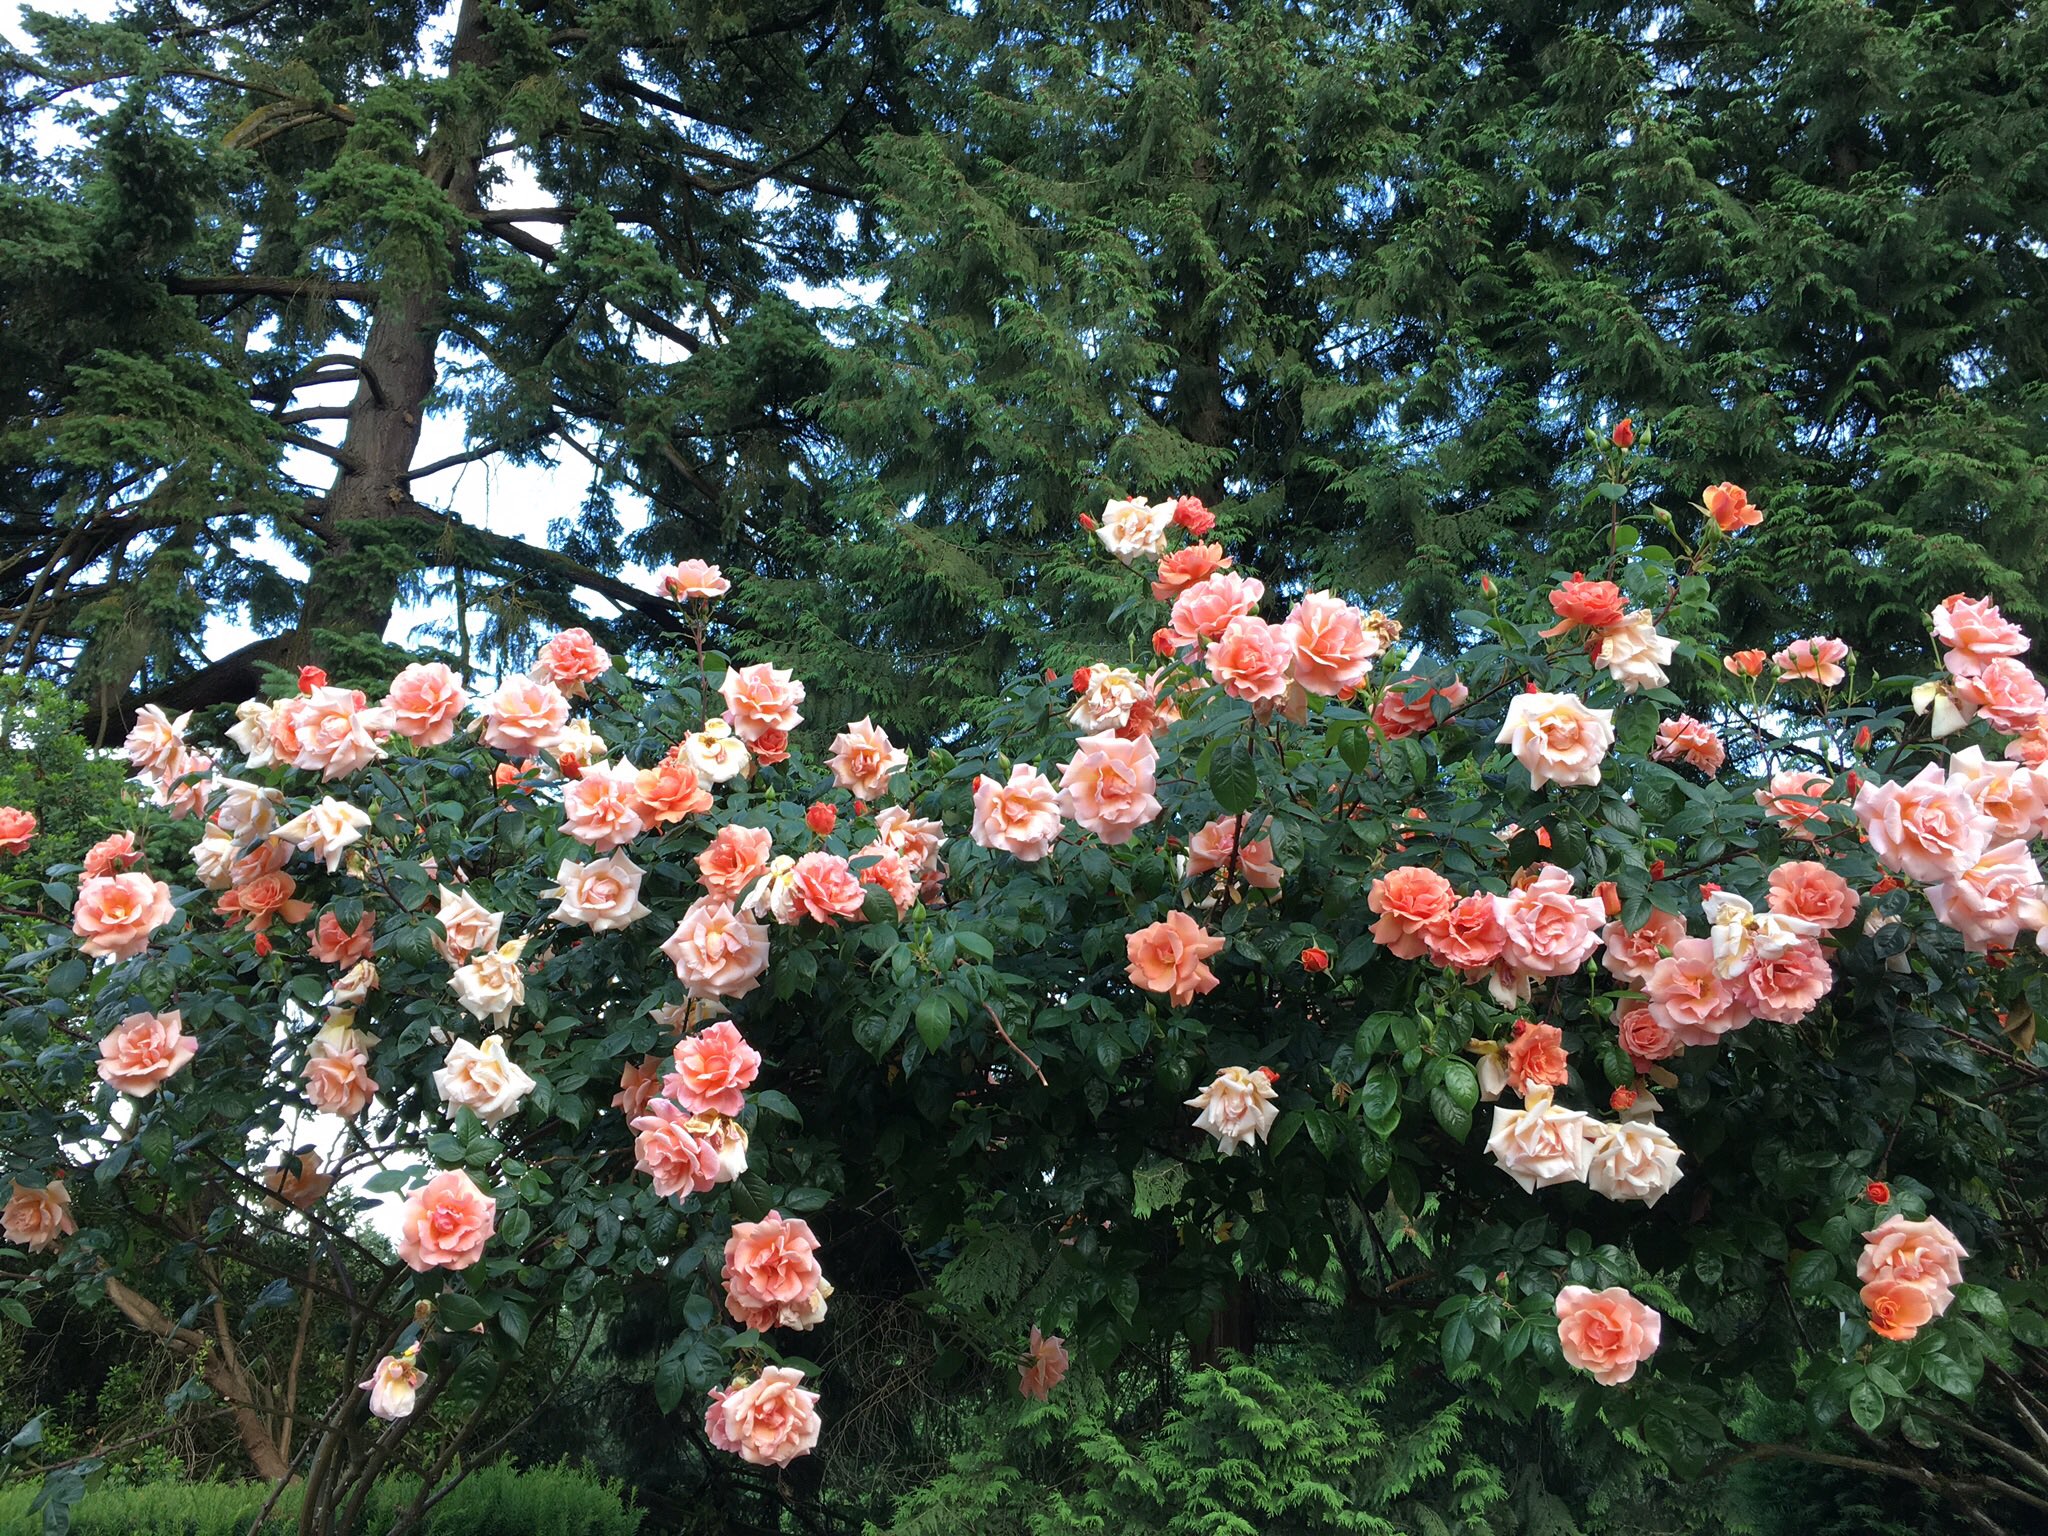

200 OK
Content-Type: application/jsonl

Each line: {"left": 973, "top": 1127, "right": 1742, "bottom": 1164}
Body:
{"left": 1078, "top": 513, "right": 1098, "bottom": 532}
{"left": 1152, "top": 627, "right": 1178, "bottom": 658}
{"left": 1480, "top": 573, "right": 1495, "bottom": 597}
{"left": 806, "top": 802, "right": 837, "bottom": 836}
{"left": 1723, "top": 649, "right": 1768, "bottom": 678}
{"left": 1611, "top": 418, "right": 1635, "bottom": 449}
{"left": 1649, "top": 859, "right": 1666, "bottom": 880}
{"left": 1865, "top": 1181, "right": 1891, "bottom": 1205}
{"left": 1610, "top": 1086, "right": 1638, "bottom": 1112}
{"left": 298, "top": 665, "right": 327, "bottom": 694}
{"left": 1854, "top": 725, "right": 1873, "bottom": 751}
{"left": 493, "top": 762, "right": 522, "bottom": 789}
{"left": 1072, "top": 667, "right": 1091, "bottom": 693}
{"left": 1511, "top": 1017, "right": 1531, "bottom": 1037}
{"left": 1594, "top": 880, "right": 1621, "bottom": 919}
{"left": 1299, "top": 945, "right": 1331, "bottom": 974}
{"left": 853, "top": 799, "right": 868, "bottom": 817}
{"left": 1846, "top": 771, "right": 1863, "bottom": 796}
{"left": 1044, "top": 667, "right": 1058, "bottom": 683}
{"left": 1171, "top": 495, "right": 1215, "bottom": 536}
{"left": 1257, "top": 1066, "right": 1279, "bottom": 1084}
{"left": 1535, "top": 826, "right": 1552, "bottom": 849}
{"left": 557, "top": 753, "right": 582, "bottom": 780}
{"left": 253, "top": 932, "right": 273, "bottom": 958}
{"left": 1871, "top": 875, "right": 1904, "bottom": 896}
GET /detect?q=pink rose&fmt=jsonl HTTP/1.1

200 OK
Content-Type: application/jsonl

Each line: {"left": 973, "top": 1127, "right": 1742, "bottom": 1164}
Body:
{"left": 721, "top": 663, "right": 806, "bottom": 744}
{"left": 1601, "top": 909, "right": 1687, "bottom": 987}
{"left": 1506, "top": 1022, "right": 1569, "bottom": 1096}
{"left": 1554, "top": 1285, "right": 1662, "bottom": 1386}
{"left": 1957, "top": 657, "right": 2047, "bottom": 736}
{"left": 1947, "top": 746, "right": 2048, "bottom": 842}
{"left": 723, "top": 1210, "right": 828, "bottom": 1330}
{"left": 662, "top": 897, "right": 771, "bottom": 1000}
{"left": 478, "top": 677, "right": 570, "bottom": 755}
{"left": 971, "top": 765, "right": 1064, "bottom": 861}
{"left": 1374, "top": 676, "right": 1467, "bottom": 739}
{"left": 612, "top": 1056, "right": 664, "bottom": 1120}
{"left": 382, "top": 662, "right": 468, "bottom": 748}
{"left": 1368, "top": 865, "right": 1456, "bottom": 960}
{"left": 1927, "top": 841, "right": 2048, "bottom": 952}
{"left": 531, "top": 627, "right": 611, "bottom": 695}
{"left": 283, "top": 686, "right": 392, "bottom": 779}
{"left": 309, "top": 910, "right": 377, "bottom": 967}
{"left": 1019, "top": 1326, "right": 1069, "bottom": 1401}
{"left": 394, "top": 1169, "right": 496, "bottom": 1272}
{"left": 1058, "top": 732, "right": 1163, "bottom": 846}
{"left": 1858, "top": 1213, "right": 1969, "bottom": 1315}
{"left": 73, "top": 873, "right": 176, "bottom": 961}
{"left": 1186, "top": 816, "right": 1282, "bottom": 890}
{"left": 1773, "top": 636, "right": 1850, "bottom": 687}
{"left": 789, "top": 851, "right": 866, "bottom": 924}
{"left": 1150, "top": 543, "right": 1231, "bottom": 603}
{"left": 1933, "top": 593, "right": 2030, "bottom": 679}
{"left": 1766, "top": 861, "right": 1859, "bottom": 932}
{"left": 1862, "top": 1277, "right": 1937, "bottom": 1341}
{"left": 1496, "top": 692, "right": 1614, "bottom": 790}
{"left": 433, "top": 886, "right": 502, "bottom": 965}
{"left": 698, "top": 824, "right": 774, "bottom": 902}
{"left": 1652, "top": 715, "right": 1726, "bottom": 775}
{"left": 666, "top": 1020, "right": 762, "bottom": 1118}
{"left": 1283, "top": 592, "right": 1378, "bottom": 697}
{"left": 1737, "top": 938, "right": 1833, "bottom": 1023}
{"left": 560, "top": 764, "right": 646, "bottom": 852}
{"left": 1206, "top": 615, "right": 1294, "bottom": 703}
{"left": 1424, "top": 892, "right": 1507, "bottom": 975}
{"left": 1169, "top": 572, "right": 1264, "bottom": 646}
{"left": 1644, "top": 937, "right": 1752, "bottom": 1046}
{"left": 656, "top": 559, "right": 730, "bottom": 601}
{"left": 81, "top": 831, "right": 140, "bottom": 878}
{"left": 360, "top": 1351, "right": 424, "bottom": 1421}
{"left": 1616, "top": 1003, "right": 1682, "bottom": 1066}
{"left": 1498, "top": 864, "right": 1604, "bottom": 978}
{"left": 1855, "top": 763, "right": 1992, "bottom": 884}
{"left": 630, "top": 1098, "right": 727, "bottom": 1199}
{"left": 1755, "top": 769, "right": 1836, "bottom": 838}
{"left": 3, "top": 1181, "right": 76, "bottom": 1253}
{"left": 709, "top": 1366, "right": 821, "bottom": 1467}
{"left": 1127, "top": 911, "right": 1226, "bottom": 1008}
{"left": 97, "top": 1010, "right": 201, "bottom": 1096}
{"left": 304, "top": 1040, "right": 377, "bottom": 1119}
{"left": 872, "top": 806, "right": 945, "bottom": 874}
{"left": 0, "top": 806, "right": 35, "bottom": 855}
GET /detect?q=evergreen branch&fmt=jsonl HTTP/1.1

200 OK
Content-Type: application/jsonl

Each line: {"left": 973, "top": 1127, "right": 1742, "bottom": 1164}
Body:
{"left": 479, "top": 221, "right": 702, "bottom": 354}
{"left": 167, "top": 273, "right": 373, "bottom": 302}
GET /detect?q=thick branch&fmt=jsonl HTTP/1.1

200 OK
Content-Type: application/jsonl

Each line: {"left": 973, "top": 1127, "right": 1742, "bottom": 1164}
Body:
{"left": 168, "top": 274, "right": 373, "bottom": 303}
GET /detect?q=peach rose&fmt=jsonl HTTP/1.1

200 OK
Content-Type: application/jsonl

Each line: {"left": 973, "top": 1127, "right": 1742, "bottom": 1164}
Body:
{"left": 1019, "top": 1326, "right": 1070, "bottom": 1401}
{"left": 872, "top": 806, "right": 945, "bottom": 874}
{"left": 1498, "top": 864, "right": 1604, "bottom": 979}
{"left": 1737, "top": 938, "right": 1833, "bottom": 1024}
{"left": 656, "top": 559, "right": 730, "bottom": 600}
{"left": 1150, "top": 542, "right": 1231, "bottom": 603}
{"left": 2010, "top": 726, "right": 2048, "bottom": 769}
{"left": 1948, "top": 746, "right": 2048, "bottom": 842}
{"left": 0, "top": 806, "right": 35, "bottom": 855}
{"left": 1058, "top": 731, "right": 1162, "bottom": 846}
{"left": 1701, "top": 481, "right": 1761, "bottom": 533}
{"left": 3, "top": 1180, "right": 76, "bottom": 1253}
{"left": 698, "top": 824, "right": 774, "bottom": 902}
{"left": 1506, "top": 1022, "right": 1569, "bottom": 1096}
{"left": 828, "top": 717, "right": 906, "bottom": 801}
{"left": 1854, "top": 763, "right": 1992, "bottom": 884}
{"left": 1601, "top": 909, "right": 1687, "bottom": 987}
{"left": 636, "top": 753, "right": 714, "bottom": 826}
{"left": 81, "top": 831, "right": 140, "bottom": 878}
{"left": 971, "top": 764, "right": 1064, "bottom": 861}
{"left": 1723, "top": 649, "right": 1768, "bottom": 678}
{"left": 1616, "top": 1003, "right": 1682, "bottom": 1065}
{"left": 711, "top": 1366, "right": 821, "bottom": 1467}
{"left": 788, "top": 850, "right": 866, "bottom": 924}
{"left": 1283, "top": 591, "right": 1379, "bottom": 697}
{"left": 276, "top": 796, "right": 371, "bottom": 872}
{"left": 1067, "top": 664, "right": 1147, "bottom": 732}
{"left": 1543, "top": 573, "right": 1626, "bottom": 633}
{"left": 856, "top": 846, "right": 919, "bottom": 917}
{"left": 560, "top": 764, "right": 646, "bottom": 852}
{"left": 96, "top": 1010, "right": 197, "bottom": 1097}
{"left": 1496, "top": 692, "right": 1614, "bottom": 790}
{"left": 1374, "top": 676, "right": 1468, "bottom": 738}
{"left": 432, "top": 1033, "right": 536, "bottom": 1124}
{"left": 1368, "top": 865, "right": 1456, "bottom": 960}
{"left": 1185, "top": 1064, "right": 1279, "bottom": 1154}
{"left": 361, "top": 1349, "right": 424, "bottom": 1421}
{"left": 1486, "top": 1089, "right": 1594, "bottom": 1192}
{"left": 531, "top": 626, "right": 610, "bottom": 695}
{"left": 723, "top": 1210, "right": 827, "bottom": 1330}
{"left": 630, "top": 1098, "right": 725, "bottom": 1199}
{"left": 662, "top": 897, "right": 772, "bottom": 1000}
{"left": 667, "top": 1020, "right": 762, "bottom": 1118}
{"left": 1127, "top": 911, "right": 1226, "bottom": 1008}
{"left": 721, "top": 662, "right": 806, "bottom": 744}
{"left": 1957, "top": 657, "right": 2047, "bottom": 736}
{"left": 1858, "top": 1213, "right": 1969, "bottom": 1314}
{"left": 73, "top": 873, "right": 176, "bottom": 961}
{"left": 1933, "top": 593, "right": 2030, "bottom": 679}
{"left": 309, "top": 910, "right": 377, "bottom": 967}
{"left": 1586, "top": 1120, "right": 1684, "bottom": 1206}
{"left": 478, "top": 677, "right": 570, "bottom": 755}
{"left": 1555, "top": 1284, "right": 1662, "bottom": 1385}
{"left": 261, "top": 1149, "right": 335, "bottom": 1212}
{"left": 303, "top": 1039, "right": 377, "bottom": 1120}
{"left": 1755, "top": 768, "right": 1836, "bottom": 838}
{"left": 1169, "top": 571, "right": 1265, "bottom": 647}
{"left": 1773, "top": 636, "right": 1849, "bottom": 688}
{"left": 284, "top": 686, "right": 393, "bottom": 779}
{"left": 1424, "top": 892, "right": 1507, "bottom": 975}
{"left": 1928, "top": 841, "right": 2048, "bottom": 953}
{"left": 1767, "top": 861, "right": 1859, "bottom": 932}
{"left": 382, "top": 661, "right": 468, "bottom": 748}
{"left": 1206, "top": 615, "right": 1294, "bottom": 703}
{"left": 613, "top": 1056, "right": 664, "bottom": 1120}
{"left": 1644, "top": 937, "right": 1751, "bottom": 1046}
{"left": 1186, "top": 816, "right": 1283, "bottom": 891}
{"left": 332, "top": 959, "right": 379, "bottom": 1005}
{"left": 124, "top": 704, "right": 193, "bottom": 777}
{"left": 1861, "top": 1276, "right": 1937, "bottom": 1341}
{"left": 1597, "top": 610, "right": 1676, "bottom": 693}
{"left": 395, "top": 1169, "right": 496, "bottom": 1272}
{"left": 1652, "top": 715, "right": 1725, "bottom": 775}
{"left": 545, "top": 852, "right": 650, "bottom": 931}
{"left": 433, "top": 886, "right": 502, "bottom": 964}
{"left": 216, "top": 869, "right": 313, "bottom": 934}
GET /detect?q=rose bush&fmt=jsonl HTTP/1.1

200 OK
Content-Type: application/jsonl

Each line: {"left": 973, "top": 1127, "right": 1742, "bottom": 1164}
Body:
{"left": 7, "top": 428, "right": 2048, "bottom": 1529}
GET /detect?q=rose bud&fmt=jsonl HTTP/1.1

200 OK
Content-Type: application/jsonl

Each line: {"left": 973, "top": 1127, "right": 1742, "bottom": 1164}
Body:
{"left": 1594, "top": 880, "right": 1621, "bottom": 919}
{"left": 1480, "top": 574, "right": 1495, "bottom": 597}
{"left": 298, "top": 665, "right": 328, "bottom": 694}
{"left": 1611, "top": 418, "right": 1635, "bottom": 449}
{"left": 1072, "top": 667, "right": 1092, "bottom": 693}
{"left": 1854, "top": 725, "right": 1873, "bottom": 752}
{"left": 1153, "top": 627, "right": 1178, "bottom": 658}
{"left": 253, "top": 933, "right": 273, "bottom": 958}
{"left": 1649, "top": 860, "right": 1665, "bottom": 880}
{"left": 1610, "top": 1086, "right": 1638, "bottom": 1112}
{"left": 806, "top": 802, "right": 838, "bottom": 836}
{"left": 1257, "top": 1066, "right": 1279, "bottom": 1084}
{"left": 1078, "top": 513, "right": 1098, "bottom": 532}
{"left": 1171, "top": 495, "right": 1215, "bottom": 536}
{"left": 1865, "top": 1181, "right": 1891, "bottom": 1206}
{"left": 1300, "top": 945, "right": 1331, "bottom": 974}
{"left": 557, "top": 753, "right": 582, "bottom": 780}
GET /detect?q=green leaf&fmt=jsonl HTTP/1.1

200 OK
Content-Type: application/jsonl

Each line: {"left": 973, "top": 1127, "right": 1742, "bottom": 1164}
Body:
{"left": 1848, "top": 1380, "right": 1887, "bottom": 1434}
{"left": 915, "top": 994, "right": 953, "bottom": 1052}
{"left": 434, "top": 1293, "right": 488, "bottom": 1332}
{"left": 652, "top": 1354, "right": 688, "bottom": 1415}
{"left": 1210, "top": 739, "right": 1258, "bottom": 815}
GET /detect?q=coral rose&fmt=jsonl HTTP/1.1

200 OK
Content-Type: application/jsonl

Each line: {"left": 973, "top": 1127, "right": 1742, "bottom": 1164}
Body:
{"left": 394, "top": 1169, "right": 496, "bottom": 1272}
{"left": 1368, "top": 865, "right": 1456, "bottom": 960}
{"left": 1601, "top": 909, "right": 1687, "bottom": 987}
{"left": 723, "top": 1210, "right": 828, "bottom": 1331}
{"left": 1374, "top": 676, "right": 1468, "bottom": 738}
{"left": 1861, "top": 1277, "right": 1936, "bottom": 1341}
{"left": 1497, "top": 692, "right": 1614, "bottom": 790}
{"left": 1644, "top": 938, "right": 1752, "bottom": 1046}
{"left": 1755, "top": 769, "right": 1836, "bottom": 838}
{"left": 96, "top": 1010, "right": 198, "bottom": 1096}
{"left": 1773, "top": 636, "right": 1849, "bottom": 688}
{"left": 1058, "top": 731, "right": 1163, "bottom": 846}
{"left": 1738, "top": 938, "right": 1833, "bottom": 1024}
{"left": 309, "top": 910, "right": 377, "bottom": 967}
{"left": 1498, "top": 864, "right": 1604, "bottom": 979}
{"left": 1616, "top": 1003, "right": 1682, "bottom": 1066}
{"left": 613, "top": 1056, "right": 664, "bottom": 1120}
{"left": 81, "top": 831, "right": 140, "bottom": 878}
{"left": 636, "top": 754, "right": 714, "bottom": 826}
{"left": 531, "top": 626, "right": 610, "bottom": 695}
{"left": 1150, "top": 542, "right": 1231, "bottom": 602}
{"left": 668, "top": 1020, "right": 762, "bottom": 1118}
{"left": 1652, "top": 715, "right": 1725, "bottom": 775}
{"left": 1127, "top": 911, "right": 1226, "bottom": 1008}
{"left": 304, "top": 1037, "right": 377, "bottom": 1120}
{"left": 1185, "top": 1065, "right": 1279, "bottom": 1154}
{"left": 971, "top": 764, "right": 1064, "bottom": 861}
{"left": 0, "top": 806, "right": 35, "bottom": 855}
{"left": 631, "top": 1099, "right": 726, "bottom": 1199}
{"left": 1506, "top": 1022, "right": 1569, "bottom": 1096}
{"left": 478, "top": 677, "right": 570, "bottom": 755}
{"left": 1019, "top": 1327, "right": 1069, "bottom": 1401}
{"left": 73, "top": 873, "right": 176, "bottom": 961}
{"left": 284, "top": 686, "right": 393, "bottom": 779}
{"left": 662, "top": 897, "right": 772, "bottom": 1000}
{"left": 1858, "top": 1214, "right": 1969, "bottom": 1314}
{"left": 1169, "top": 572, "right": 1264, "bottom": 646}
{"left": 1555, "top": 1285, "right": 1662, "bottom": 1385}
{"left": 1767, "top": 861, "right": 1859, "bottom": 932}
{"left": 698, "top": 824, "right": 774, "bottom": 902}
{"left": 4, "top": 1181, "right": 76, "bottom": 1253}
{"left": 1543, "top": 573, "right": 1626, "bottom": 633}
{"left": 1206, "top": 614, "right": 1294, "bottom": 703}
{"left": 1933, "top": 593, "right": 2030, "bottom": 679}
{"left": 1701, "top": 481, "right": 1761, "bottom": 533}
{"left": 788, "top": 850, "right": 867, "bottom": 924}
{"left": 1854, "top": 763, "right": 1992, "bottom": 884}
{"left": 1424, "top": 892, "right": 1508, "bottom": 976}
{"left": 1283, "top": 591, "right": 1379, "bottom": 697}
{"left": 827, "top": 717, "right": 907, "bottom": 801}
{"left": 383, "top": 662, "right": 468, "bottom": 747}
{"left": 711, "top": 1366, "right": 821, "bottom": 1467}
